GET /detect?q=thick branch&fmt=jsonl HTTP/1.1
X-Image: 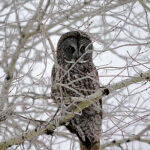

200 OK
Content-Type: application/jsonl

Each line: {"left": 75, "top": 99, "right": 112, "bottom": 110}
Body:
{"left": 0, "top": 69, "right": 149, "bottom": 149}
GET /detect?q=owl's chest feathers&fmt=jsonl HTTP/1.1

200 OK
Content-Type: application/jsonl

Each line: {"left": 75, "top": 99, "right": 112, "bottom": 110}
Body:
{"left": 59, "top": 63, "right": 99, "bottom": 97}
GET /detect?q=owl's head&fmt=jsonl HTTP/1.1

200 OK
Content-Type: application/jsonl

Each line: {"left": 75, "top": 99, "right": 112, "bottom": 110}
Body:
{"left": 57, "top": 31, "right": 93, "bottom": 64}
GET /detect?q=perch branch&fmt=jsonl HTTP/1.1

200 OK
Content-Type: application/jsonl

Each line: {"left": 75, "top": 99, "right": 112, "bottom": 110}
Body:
{"left": 0, "top": 69, "right": 150, "bottom": 149}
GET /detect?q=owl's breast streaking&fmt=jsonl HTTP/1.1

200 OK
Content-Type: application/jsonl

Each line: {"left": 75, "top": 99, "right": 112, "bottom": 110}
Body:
{"left": 60, "top": 62, "right": 100, "bottom": 98}
{"left": 51, "top": 62, "right": 102, "bottom": 145}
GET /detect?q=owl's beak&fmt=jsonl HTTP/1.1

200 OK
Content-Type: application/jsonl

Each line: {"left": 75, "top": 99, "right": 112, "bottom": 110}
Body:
{"left": 74, "top": 50, "right": 87, "bottom": 63}
{"left": 73, "top": 49, "right": 80, "bottom": 61}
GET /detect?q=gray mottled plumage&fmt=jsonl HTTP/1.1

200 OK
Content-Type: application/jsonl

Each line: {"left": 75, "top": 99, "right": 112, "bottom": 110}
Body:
{"left": 51, "top": 31, "right": 102, "bottom": 150}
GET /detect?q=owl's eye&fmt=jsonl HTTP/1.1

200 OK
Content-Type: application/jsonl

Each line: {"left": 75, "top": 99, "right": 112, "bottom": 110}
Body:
{"left": 80, "top": 46, "right": 85, "bottom": 54}
{"left": 67, "top": 46, "right": 75, "bottom": 54}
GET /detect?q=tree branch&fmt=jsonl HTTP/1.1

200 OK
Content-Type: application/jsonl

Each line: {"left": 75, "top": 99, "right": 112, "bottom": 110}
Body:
{"left": 138, "top": 0, "right": 150, "bottom": 12}
{"left": 101, "top": 125, "right": 150, "bottom": 149}
{"left": 0, "top": 69, "right": 149, "bottom": 150}
{"left": 0, "top": 0, "right": 45, "bottom": 110}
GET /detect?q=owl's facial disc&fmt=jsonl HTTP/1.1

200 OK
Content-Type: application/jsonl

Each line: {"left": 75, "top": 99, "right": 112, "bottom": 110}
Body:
{"left": 64, "top": 46, "right": 91, "bottom": 64}
{"left": 62, "top": 37, "right": 92, "bottom": 64}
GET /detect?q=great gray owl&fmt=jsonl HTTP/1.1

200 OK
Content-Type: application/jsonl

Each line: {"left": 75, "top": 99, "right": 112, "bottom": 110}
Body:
{"left": 51, "top": 31, "right": 102, "bottom": 150}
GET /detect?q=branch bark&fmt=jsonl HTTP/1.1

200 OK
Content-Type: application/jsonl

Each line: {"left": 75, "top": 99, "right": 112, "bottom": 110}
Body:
{"left": 0, "top": 69, "right": 149, "bottom": 150}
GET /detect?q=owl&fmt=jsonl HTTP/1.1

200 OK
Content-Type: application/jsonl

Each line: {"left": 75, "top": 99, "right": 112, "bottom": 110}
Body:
{"left": 51, "top": 31, "right": 102, "bottom": 150}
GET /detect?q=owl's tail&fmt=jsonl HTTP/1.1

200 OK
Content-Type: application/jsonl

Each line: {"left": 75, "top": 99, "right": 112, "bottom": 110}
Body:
{"left": 80, "top": 141, "right": 100, "bottom": 150}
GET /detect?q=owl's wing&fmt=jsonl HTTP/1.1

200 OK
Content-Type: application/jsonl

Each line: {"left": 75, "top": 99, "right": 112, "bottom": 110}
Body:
{"left": 51, "top": 65, "right": 56, "bottom": 98}
{"left": 51, "top": 65, "right": 55, "bottom": 83}
{"left": 89, "top": 65, "right": 100, "bottom": 87}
